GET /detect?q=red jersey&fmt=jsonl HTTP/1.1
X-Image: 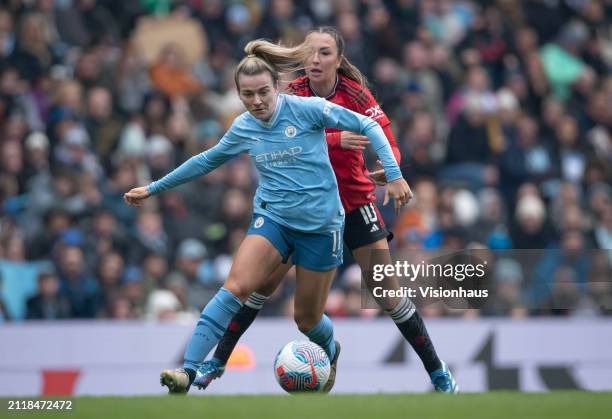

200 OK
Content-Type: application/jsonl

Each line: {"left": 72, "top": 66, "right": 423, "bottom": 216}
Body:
{"left": 286, "top": 74, "right": 401, "bottom": 214}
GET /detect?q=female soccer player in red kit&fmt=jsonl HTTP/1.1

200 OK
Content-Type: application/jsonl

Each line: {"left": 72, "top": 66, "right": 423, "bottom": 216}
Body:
{"left": 195, "top": 27, "right": 458, "bottom": 393}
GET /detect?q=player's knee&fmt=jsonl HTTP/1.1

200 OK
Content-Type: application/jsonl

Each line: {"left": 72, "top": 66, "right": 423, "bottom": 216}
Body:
{"left": 223, "top": 278, "right": 252, "bottom": 302}
{"left": 294, "top": 311, "right": 320, "bottom": 333}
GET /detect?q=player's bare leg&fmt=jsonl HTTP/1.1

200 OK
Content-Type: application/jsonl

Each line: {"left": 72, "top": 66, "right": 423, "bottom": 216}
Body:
{"left": 293, "top": 266, "right": 340, "bottom": 393}
{"left": 162, "top": 235, "right": 282, "bottom": 394}
{"left": 194, "top": 260, "right": 292, "bottom": 390}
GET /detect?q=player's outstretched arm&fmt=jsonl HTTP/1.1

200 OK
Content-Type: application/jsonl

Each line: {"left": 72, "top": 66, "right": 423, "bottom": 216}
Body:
{"left": 383, "top": 179, "right": 413, "bottom": 216}
{"left": 129, "top": 127, "right": 245, "bottom": 202}
{"left": 124, "top": 186, "right": 152, "bottom": 207}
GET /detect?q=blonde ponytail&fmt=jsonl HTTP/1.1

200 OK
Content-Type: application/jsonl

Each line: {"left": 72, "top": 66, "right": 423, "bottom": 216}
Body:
{"left": 234, "top": 30, "right": 369, "bottom": 90}
{"left": 234, "top": 39, "right": 312, "bottom": 88}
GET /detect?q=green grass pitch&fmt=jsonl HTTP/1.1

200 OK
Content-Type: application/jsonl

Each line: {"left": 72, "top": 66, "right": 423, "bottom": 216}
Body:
{"left": 3, "top": 392, "right": 612, "bottom": 419}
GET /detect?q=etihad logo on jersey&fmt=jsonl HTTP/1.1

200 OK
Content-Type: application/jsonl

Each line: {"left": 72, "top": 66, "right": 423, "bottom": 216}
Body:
{"left": 365, "top": 105, "right": 384, "bottom": 120}
{"left": 255, "top": 146, "right": 303, "bottom": 166}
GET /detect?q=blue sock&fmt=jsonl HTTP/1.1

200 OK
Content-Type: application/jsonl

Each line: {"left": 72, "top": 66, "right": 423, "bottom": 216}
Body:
{"left": 183, "top": 287, "right": 242, "bottom": 371}
{"left": 304, "top": 314, "right": 336, "bottom": 360}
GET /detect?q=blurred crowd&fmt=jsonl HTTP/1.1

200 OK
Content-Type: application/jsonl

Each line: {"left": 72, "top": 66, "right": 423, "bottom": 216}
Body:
{"left": 0, "top": 0, "right": 610, "bottom": 322}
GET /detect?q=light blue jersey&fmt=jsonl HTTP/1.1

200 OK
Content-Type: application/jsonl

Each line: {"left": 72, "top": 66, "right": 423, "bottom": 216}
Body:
{"left": 148, "top": 94, "right": 402, "bottom": 233}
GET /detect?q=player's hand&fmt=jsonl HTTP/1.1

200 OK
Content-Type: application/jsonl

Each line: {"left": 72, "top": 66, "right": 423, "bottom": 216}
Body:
{"left": 383, "top": 178, "right": 413, "bottom": 216}
{"left": 340, "top": 131, "right": 369, "bottom": 150}
{"left": 124, "top": 186, "right": 152, "bottom": 207}
{"left": 367, "top": 160, "right": 387, "bottom": 185}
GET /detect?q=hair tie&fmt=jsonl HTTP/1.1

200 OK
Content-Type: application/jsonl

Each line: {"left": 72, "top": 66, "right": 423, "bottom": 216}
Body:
{"left": 247, "top": 54, "right": 256, "bottom": 58}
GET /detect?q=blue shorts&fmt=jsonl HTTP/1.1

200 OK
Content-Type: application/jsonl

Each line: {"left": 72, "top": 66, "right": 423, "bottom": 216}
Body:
{"left": 246, "top": 214, "right": 343, "bottom": 272}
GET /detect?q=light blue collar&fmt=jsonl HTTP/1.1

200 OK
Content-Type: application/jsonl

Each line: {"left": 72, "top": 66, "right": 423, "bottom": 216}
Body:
{"left": 250, "top": 93, "right": 285, "bottom": 128}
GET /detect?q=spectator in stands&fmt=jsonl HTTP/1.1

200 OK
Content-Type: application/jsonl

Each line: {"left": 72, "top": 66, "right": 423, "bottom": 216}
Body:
{"left": 530, "top": 229, "right": 590, "bottom": 310}
{"left": 83, "top": 208, "right": 130, "bottom": 268}
{"left": 96, "top": 251, "right": 125, "bottom": 314}
{"left": 121, "top": 265, "right": 146, "bottom": 317}
{"left": 146, "top": 289, "right": 187, "bottom": 321}
{"left": 539, "top": 21, "right": 592, "bottom": 102}
{"left": 26, "top": 270, "right": 71, "bottom": 320}
{"left": 54, "top": 125, "right": 103, "bottom": 181}
{"left": 554, "top": 114, "right": 590, "bottom": 184}
{"left": 0, "top": 7, "right": 14, "bottom": 60}
{"left": 115, "top": 40, "right": 151, "bottom": 114}
{"left": 140, "top": 252, "right": 168, "bottom": 300}
{"left": 2, "top": 234, "right": 25, "bottom": 261}
{"left": 9, "top": 13, "right": 57, "bottom": 82}
{"left": 499, "top": 114, "right": 558, "bottom": 203}
{"left": 22, "top": 131, "right": 51, "bottom": 187}
{"left": 474, "top": 188, "right": 512, "bottom": 249}
{"left": 510, "top": 191, "right": 553, "bottom": 249}
{"left": 149, "top": 43, "right": 202, "bottom": 99}
{"left": 56, "top": 0, "right": 120, "bottom": 47}
{"left": 593, "top": 206, "right": 612, "bottom": 251}
{"left": 0, "top": 66, "right": 22, "bottom": 125}
{"left": 48, "top": 80, "right": 84, "bottom": 144}
{"left": 106, "top": 294, "right": 134, "bottom": 319}
{"left": 166, "top": 238, "right": 214, "bottom": 311}
{"left": 0, "top": 141, "right": 25, "bottom": 196}
{"left": 483, "top": 258, "right": 527, "bottom": 317}
{"left": 84, "top": 86, "right": 124, "bottom": 165}
{"left": 55, "top": 245, "right": 98, "bottom": 318}
{"left": 128, "top": 210, "right": 169, "bottom": 264}
{"left": 101, "top": 162, "right": 139, "bottom": 227}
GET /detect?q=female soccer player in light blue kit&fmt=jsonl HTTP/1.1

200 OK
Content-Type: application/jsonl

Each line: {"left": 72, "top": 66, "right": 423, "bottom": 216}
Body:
{"left": 124, "top": 40, "right": 411, "bottom": 394}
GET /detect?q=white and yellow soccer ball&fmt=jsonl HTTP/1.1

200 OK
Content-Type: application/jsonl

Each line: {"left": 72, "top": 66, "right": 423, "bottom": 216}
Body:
{"left": 273, "top": 340, "right": 330, "bottom": 393}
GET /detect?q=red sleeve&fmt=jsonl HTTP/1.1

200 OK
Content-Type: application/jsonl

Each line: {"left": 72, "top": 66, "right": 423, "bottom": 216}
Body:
{"left": 326, "top": 131, "right": 342, "bottom": 149}
{"left": 285, "top": 76, "right": 310, "bottom": 96}
{"left": 359, "top": 88, "right": 401, "bottom": 164}
{"left": 359, "top": 88, "right": 391, "bottom": 127}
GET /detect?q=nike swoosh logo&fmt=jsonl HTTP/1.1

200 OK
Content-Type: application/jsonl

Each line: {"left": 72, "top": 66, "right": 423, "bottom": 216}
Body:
{"left": 304, "top": 355, "right": 318, "bottom": 390}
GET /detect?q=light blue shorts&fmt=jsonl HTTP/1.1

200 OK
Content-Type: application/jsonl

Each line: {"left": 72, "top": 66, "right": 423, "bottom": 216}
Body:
{"left": 246, "top": 214, "right": 343, "bottom": 272}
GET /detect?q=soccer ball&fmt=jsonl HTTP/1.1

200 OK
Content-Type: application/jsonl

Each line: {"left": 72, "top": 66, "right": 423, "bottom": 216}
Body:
{"left": 273, "top": 340, "right": 330, "bottom": 393}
